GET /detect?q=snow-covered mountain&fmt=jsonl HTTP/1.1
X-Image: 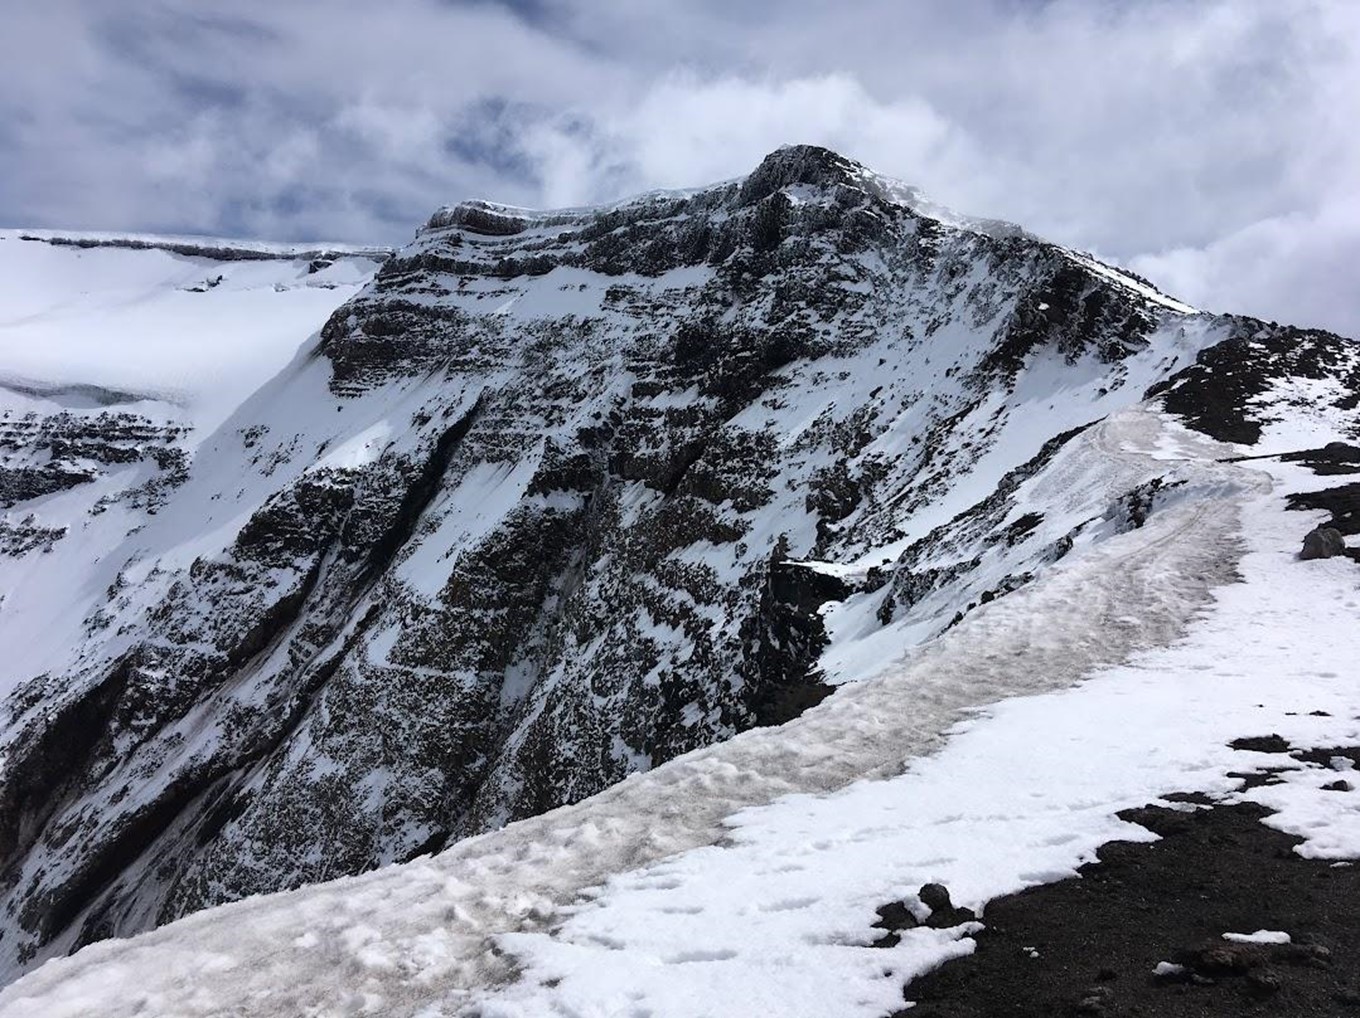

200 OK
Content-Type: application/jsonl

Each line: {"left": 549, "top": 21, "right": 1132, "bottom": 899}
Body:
{"left": 0, "top": 231, "right": 389, "bottom": 693}
{"left": 0, "top": 146, "right": 1356, "bottom": 1009}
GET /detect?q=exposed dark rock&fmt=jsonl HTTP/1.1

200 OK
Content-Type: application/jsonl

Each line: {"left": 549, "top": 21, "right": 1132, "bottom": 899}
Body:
{"left": 743, "top": 555, "right": 846, "bottom": 728}
{"left": 1301, "top": 525, "right": 1346, "bottom": 560}
{"left": 1004, "top": 512, "right": 1045, "bottom": 545}
{"left": 0, "top": 516, "right": 67, "bottom": 555}
{"left": 736, "top": 145, "right": 870, "bottom": 207}
{"left": 0, "top": 465, "right": 90, "bottom": 506}
{"left": 1228, "top": 768, "right": 1291, "bottom": 791}
{"left": 876, "top": 900, "right": 920, "bottom": 932}
{"left": 1290, "top": 745, "right": 1360, "bottom": 770}
{"left": 919, "top": 882, "right": 954, "bottom": 912}
{"left": 1148, "top": 320, "right": 1360, "bottom": 446}
{"left": 905, "top": 789, "right": 1360, "bottom": 1018}
{"left": 18, "top": 233, "right": 392, "bottom": 264}
{"left": 425, "top": 201, "right": 533, "bottom": 237}
{"left": 918, "top": 882, "right": 978, "bottom": 929}
{"left": 1108, "top": 476, "right": 1185, "bottom": 531}
{"left": 1281, "top": 441, "right": 1360, "bottom": 475}
{"left": 0, "top": 378, "right": 156, "bottom": 408}
{"left": 872, "top": 900, "right": 922, "bottom": 948}
{"left": 1230, "top": 734, "right": 1293, "bottom": 753}
{"left": 986, "top": 261, "right": 1155, "bottom": 377}
{"left": 1289, "top": 483, "right": 1360, "bottom": 537}
{"left": 0, "top": 410, "right": 189, "bottom": 520}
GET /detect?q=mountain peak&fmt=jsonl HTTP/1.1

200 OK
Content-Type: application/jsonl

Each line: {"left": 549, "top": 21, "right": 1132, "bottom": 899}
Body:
{"left": 737, "top": 144, "right": 875, "bottom": 205}
{"left": 423, "top": 146, "right": 877, "bottom": 235}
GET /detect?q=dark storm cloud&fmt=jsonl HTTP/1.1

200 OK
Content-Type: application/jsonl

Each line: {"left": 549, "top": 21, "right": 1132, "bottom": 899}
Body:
{"left": 1, "top": 0, "right": 1356, "bottom": 335}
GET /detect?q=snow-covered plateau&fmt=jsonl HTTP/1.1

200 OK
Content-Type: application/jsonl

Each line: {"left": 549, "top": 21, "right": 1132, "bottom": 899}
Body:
{"left": 0, "top": 146, "right": 1357, "bottom": 1015}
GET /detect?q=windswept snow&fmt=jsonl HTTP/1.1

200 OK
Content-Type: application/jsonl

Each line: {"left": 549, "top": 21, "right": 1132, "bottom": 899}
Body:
{"left": 0, "top": 232, "right": 384, "bottom": 691}
{"left": 311, "top": 421, "right": 396, "bottom": 472}
{"left": 13, "top": 408, "right": 1360, "bottom": 1017}
{"left": 1064, "top": 250, "right": 1198, "bottom": 315}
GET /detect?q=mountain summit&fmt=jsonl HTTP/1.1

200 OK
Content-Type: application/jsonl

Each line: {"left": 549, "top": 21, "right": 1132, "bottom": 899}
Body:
{"left": 0, "top": 147, "right": 1355, "bottom": 989}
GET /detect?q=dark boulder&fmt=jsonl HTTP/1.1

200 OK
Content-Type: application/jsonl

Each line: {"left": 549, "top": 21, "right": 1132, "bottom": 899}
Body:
{"left": 919, "top": 882, "right": 978, "bottom": 928}
{"left": 1300, "top": 526, "right": 1346, "bottom": 560}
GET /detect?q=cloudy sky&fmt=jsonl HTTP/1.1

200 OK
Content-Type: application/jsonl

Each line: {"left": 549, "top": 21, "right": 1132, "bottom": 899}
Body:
{"left": 3, "top": 0, "right": 1357, "bottom": 334}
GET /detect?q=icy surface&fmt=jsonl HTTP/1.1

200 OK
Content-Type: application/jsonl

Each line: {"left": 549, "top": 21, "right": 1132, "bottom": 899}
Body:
{"left": 9, "top": 408, "right": 1360, "bottom": 1017}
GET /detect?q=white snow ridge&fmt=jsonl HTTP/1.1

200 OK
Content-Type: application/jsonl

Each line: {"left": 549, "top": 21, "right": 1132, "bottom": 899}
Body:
{"left": 1, "top": 146, "right": 1358, "bottom": 1016}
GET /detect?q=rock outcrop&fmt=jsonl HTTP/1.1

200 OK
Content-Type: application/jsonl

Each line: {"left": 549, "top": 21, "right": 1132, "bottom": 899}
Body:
{"left": 1300, "top": 526, "right": 1346, "bottom": 560}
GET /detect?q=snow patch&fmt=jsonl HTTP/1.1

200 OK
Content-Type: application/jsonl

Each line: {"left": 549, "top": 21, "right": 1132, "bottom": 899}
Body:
{"left": 1222, "top": 930, "right": 1291, "bottom": 945}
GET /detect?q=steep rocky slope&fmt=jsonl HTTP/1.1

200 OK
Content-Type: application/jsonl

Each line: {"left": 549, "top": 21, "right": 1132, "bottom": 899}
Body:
{"left": 0, "top": 146, "right": 1353, "bottom": 980}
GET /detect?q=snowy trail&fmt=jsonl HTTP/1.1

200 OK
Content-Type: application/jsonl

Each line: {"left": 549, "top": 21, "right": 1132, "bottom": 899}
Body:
{"left": 0, "top": 410, "right": 1265, "bottom": 1017}
{"left": 478, "top": 456, "right": 1360, "bottom": 1018}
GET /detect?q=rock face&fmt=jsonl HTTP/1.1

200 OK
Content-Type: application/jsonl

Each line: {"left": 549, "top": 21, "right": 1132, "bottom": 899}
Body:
{"left": 904, "top": 797, "right": 1360, "bottom": 1018}
{"left": 0, "top": 145, "right": 1354, "bottom": 978}
{"left": 1300, "top": 526, "right": 1346, "bottom": 560}
{"left": 0, "top": 406, "right": 190, "bottom": 559}
{"left": 0, "top": 410, "right": 188, "bottom": 509}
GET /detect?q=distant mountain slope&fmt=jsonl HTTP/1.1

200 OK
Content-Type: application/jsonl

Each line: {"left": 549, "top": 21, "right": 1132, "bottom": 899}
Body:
{"left": 0, "top": 231, "right": 386, "bottom": 695}
{"left": 0, "top": 147, "right": 1353, "bottom": 985}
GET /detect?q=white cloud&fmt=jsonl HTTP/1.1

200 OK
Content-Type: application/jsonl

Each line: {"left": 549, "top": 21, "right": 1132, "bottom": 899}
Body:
{"left": 1131, "top": 196, "right": 1360, "bottom": 334}
{"left": 513, "top": 74, "right": 972, "bottom": 208}
{"left": 2, "top": 0, "right": 1358, "bottom": 335}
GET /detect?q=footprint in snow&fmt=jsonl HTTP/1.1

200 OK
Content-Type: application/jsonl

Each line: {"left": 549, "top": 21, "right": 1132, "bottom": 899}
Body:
{"left": 758, "top": 897, "right": 819, "bottom": 912}
{"left": 665, "top": 949, "right": 738, "bottom": 964}
{"left": 632, "top": 876, "right": 684, "bottom": 891}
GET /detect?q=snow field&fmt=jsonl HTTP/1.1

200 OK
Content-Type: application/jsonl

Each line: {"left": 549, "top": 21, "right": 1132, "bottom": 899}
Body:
{"left": 0, "top": 230, "right": 380, "bottom": 435}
